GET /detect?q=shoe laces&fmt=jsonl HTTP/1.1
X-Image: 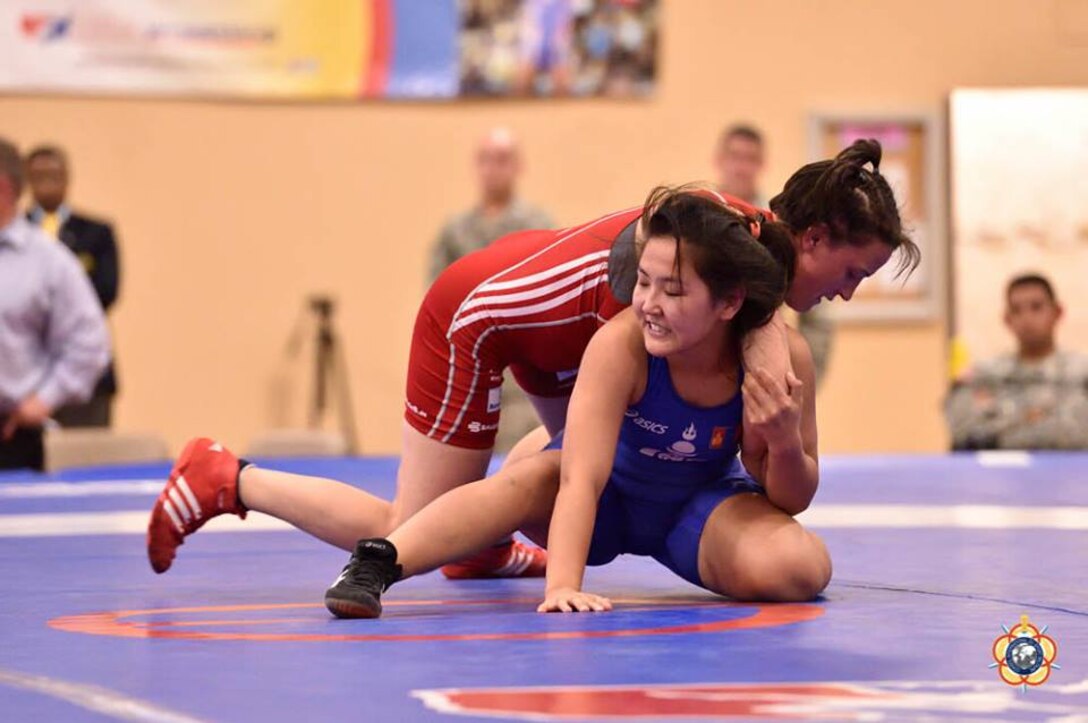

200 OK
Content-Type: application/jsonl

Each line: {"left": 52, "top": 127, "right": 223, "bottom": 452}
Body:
{"left": 344, "top": 556, "right": 398, "bottom": 592}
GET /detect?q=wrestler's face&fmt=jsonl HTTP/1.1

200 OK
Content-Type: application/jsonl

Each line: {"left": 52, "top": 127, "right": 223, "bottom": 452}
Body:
{"left": 633, "top": 236, "right": 741, "bottom": 358}
{"left": 787, "top": 224, "right": 892, "bottom": 311}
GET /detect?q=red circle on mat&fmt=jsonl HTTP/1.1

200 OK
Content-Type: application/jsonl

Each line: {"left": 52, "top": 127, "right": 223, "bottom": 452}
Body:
{"left": 49, "top": 598, "right": 822, "bottom": 642}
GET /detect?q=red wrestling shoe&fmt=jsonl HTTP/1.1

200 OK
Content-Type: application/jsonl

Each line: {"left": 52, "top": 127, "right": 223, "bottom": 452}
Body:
{"left": 440, "top": 539, "right": 547, "bottom": 579}
{"left": 147, "top": 437, "right": 247, "bottom": 573}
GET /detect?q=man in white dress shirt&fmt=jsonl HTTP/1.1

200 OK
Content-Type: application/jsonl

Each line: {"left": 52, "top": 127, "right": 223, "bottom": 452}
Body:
{"left": 0, "top": 137, "right": 109, "bottom": 470}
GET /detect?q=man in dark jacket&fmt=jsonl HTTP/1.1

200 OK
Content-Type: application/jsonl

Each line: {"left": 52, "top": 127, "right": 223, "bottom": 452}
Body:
{"left": 25, "top": 145, "right": 120, "bottom": 427}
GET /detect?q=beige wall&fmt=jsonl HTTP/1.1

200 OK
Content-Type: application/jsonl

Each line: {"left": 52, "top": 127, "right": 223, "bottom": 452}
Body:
{"left": 4, "top": 0, "right": 1087, "bottom": 455}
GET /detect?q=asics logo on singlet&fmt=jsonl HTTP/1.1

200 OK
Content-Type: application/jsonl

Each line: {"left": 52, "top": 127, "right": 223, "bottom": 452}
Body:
{"left": 468, "top": 421, "right": 499, "bottom": 433}
{"left": 625, "top": 409, "right": 668, "bottom": 435}
{"left": 405, "top": 401, "right": 428, "bottom": 419}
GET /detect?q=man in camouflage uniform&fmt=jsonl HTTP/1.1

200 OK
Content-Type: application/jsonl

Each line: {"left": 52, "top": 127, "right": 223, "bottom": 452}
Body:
{"left": 946, "top": 273, "right": 1088, "bottom": 450}
{"left": 429, "top": 127, "right": 553, "bottom": 451}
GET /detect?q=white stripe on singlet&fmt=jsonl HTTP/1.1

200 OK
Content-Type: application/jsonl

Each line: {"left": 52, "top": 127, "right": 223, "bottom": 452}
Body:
{"left": 427, "top": 343, "right": 461, "bottom": 436}
{"left": 458, "top": 248, "right": 610, "bottom": 299}
{"left": 438, "top": 311, "right": 604, "bottom": 443}
{"left": 439, "top": 356, "right": 485, "bottom": 443}
{"left": 452, "top": 251, "right": 609, "bottom": 325}
{"left": 450, "top": 264, "right": 609, "bottom": 334}
{"left": 430, "top": 273, "right": 609, "bottom": 437}
{"left": 447, "top": 207, "right": 638, "bottom": 330}
{"left": 438, "top": 273, "right": 610, "bottom": 442}
{"left": 475, "top": 312, "right": 607, "bottom": 346}
{"left": 428, "top": 208, "right": 637, "bottom": 442}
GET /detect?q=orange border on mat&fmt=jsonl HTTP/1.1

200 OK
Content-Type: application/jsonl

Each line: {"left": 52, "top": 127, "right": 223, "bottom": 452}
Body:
{"left": 49, "top": 599, "right": 823, "bottom": 642}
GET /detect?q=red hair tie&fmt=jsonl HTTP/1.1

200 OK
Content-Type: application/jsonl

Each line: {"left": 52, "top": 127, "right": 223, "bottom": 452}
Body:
{"left": 748, "top": 213, "right": 763, "bottom": 240}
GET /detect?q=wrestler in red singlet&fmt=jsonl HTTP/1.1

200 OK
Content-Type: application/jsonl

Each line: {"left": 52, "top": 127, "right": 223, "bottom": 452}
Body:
{"left": 405, "top": 191, "right": 768, "bottom": 449}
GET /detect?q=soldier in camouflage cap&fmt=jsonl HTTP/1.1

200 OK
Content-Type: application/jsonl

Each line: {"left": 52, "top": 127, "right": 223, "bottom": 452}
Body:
{"left": 946, "top": 273, "right": 1088, "bottom": 450}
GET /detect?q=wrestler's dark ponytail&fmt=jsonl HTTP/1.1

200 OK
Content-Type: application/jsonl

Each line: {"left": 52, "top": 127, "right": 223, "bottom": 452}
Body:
{"left": 769, "top": 138, "right": 920, "bottom": 276}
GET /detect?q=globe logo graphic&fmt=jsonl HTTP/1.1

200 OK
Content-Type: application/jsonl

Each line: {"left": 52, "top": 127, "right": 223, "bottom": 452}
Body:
{"left": 991, "top": 614, "right": 1058, "bottom": 689}
{"left": 1007, "top": 638, "right": 1042, "bottom": 675}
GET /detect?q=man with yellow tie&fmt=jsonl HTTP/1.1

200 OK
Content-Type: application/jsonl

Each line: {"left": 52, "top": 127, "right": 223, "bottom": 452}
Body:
{"left": 25, "top": 145, "right": 121, "bottom": 428}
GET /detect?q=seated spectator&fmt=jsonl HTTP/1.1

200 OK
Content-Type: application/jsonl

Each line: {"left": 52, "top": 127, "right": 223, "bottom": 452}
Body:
{"left": 0, "top": 137, "right": 110, "bottom": 470}
{"left": 946, "top": 273, "right": 1088, "bottom": 450}
{"left": 26, "top": 144, "right": 121, "bottom": 428}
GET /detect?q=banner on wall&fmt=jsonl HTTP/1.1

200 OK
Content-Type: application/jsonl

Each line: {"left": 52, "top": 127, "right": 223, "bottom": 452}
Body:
{"left": 1, "top": 1, "right": 658, "bottom": 100}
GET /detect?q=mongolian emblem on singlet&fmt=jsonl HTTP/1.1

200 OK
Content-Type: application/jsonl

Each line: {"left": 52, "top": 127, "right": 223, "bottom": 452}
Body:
{"left": 990, "top": 614, "right": 1059, "bottom": 691}
{"left": 639, "top": 423, "right": 702, "bottom": 462}
{"left": 670, "top": 423, "right": 698, "bottom": 456}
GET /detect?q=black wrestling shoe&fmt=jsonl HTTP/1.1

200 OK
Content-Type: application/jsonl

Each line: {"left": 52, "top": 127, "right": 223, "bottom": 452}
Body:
{"left": 324, "top": 538, "right": 403, "bottom": 619}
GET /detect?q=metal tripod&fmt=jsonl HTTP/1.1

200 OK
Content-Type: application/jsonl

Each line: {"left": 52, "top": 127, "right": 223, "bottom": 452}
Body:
{"left": 307, "top": 295, "right": 358, "bottom": 454}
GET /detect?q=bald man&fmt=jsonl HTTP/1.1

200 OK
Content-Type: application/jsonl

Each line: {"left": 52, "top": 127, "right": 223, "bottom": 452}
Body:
{"left": 428, "top": 128, "right": 554, "bottom": 451}
{"left": 429, "top": 128, "right": 554, "bottom": 283}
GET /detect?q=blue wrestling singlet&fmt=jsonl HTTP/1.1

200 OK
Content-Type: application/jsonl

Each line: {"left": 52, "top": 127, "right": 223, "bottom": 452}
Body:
{"left": 548, "top": 353, "right": 763, "bottom": 587}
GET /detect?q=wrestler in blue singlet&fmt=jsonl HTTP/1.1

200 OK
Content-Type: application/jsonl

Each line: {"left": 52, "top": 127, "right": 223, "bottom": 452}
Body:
{"left": 546, "top": 353, "right": 764, "bottom": 588}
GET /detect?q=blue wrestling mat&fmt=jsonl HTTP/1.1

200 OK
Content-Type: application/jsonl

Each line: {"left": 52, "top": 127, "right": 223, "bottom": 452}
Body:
{"left": 1, "top": 453, "right": 1085, "bottom": 721}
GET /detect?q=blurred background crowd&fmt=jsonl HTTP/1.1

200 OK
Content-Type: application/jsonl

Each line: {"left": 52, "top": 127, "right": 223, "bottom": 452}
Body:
{"left": 2, "top": 0, "right": 1087, "bottom": 470}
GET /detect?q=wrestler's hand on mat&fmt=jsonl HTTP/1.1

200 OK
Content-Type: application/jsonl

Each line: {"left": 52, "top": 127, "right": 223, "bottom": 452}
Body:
{"left": 743, "top": 368, "right": 803, "bottom": 450}
{"left": 538, "top": 588, "right": 613, "bottom": 613}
